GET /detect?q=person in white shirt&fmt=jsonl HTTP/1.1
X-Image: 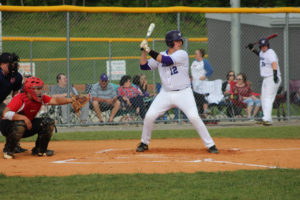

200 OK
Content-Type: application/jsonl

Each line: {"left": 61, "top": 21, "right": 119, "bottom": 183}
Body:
{"left": 191, "top": 48, "right": 213, "bottom": 115}
{"left": 137, "top": 30, "right": 218, "bottom": 154}
{"left": 248, "top": 38, "right": 281, "bottom": 125}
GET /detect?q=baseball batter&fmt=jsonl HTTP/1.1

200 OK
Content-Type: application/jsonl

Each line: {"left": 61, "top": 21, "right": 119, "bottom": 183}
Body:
{"left": 137, "top": 30, "right": 218, "bottom": 154}
{"left": 249, "top": 38, "right": 281, "bottom": 125}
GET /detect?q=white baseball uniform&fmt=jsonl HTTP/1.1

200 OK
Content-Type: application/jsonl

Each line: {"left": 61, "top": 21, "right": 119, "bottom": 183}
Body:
{"left": 140, "top": 49, "right": 215, "bottom": 148}
{"left": 259, "top": 48, "right": 281, "bottom": 122}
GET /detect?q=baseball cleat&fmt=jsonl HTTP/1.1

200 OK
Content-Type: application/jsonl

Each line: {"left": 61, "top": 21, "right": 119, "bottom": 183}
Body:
{"left": 136, "top": 142, "right": 149, "bottom": 152}
{"left": 255, "top": 119, "right": 264, "bottom": 124}
{"left": 3, "top": 152, "right": 15, "bottom": 159}
{"left": 262, "top": 120, "right": 272, "bottom": 126}
{"left": 32, "top": 147, "right": 54, "bottom": 157}
{"left": 208, "top": 145, "right": 219, "bottom": 154}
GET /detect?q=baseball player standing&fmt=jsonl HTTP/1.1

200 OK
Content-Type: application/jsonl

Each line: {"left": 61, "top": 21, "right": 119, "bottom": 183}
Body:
{"left": 137, "top": 30, "right": 218, "bottom": 154}
{"left": 248, "top": 38, "right": 281, "bottom": 125}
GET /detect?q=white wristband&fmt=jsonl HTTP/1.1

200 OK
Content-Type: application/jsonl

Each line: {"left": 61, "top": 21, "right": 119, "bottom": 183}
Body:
{"left": 4, "top": 111, "right": 15, "bottom": 120}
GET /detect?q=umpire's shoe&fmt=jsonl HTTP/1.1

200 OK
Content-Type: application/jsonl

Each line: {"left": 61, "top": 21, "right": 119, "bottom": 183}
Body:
{"left": 208, "top": 145, "right": 219, "bottom": 154}
{"left": 15, "top": 143, "right": 28, "bottom": 153}
{"left": 136, "top": 142, "right": 148, "bottom": 152}
{"left": 32, "top": 147, "right": 54, "bottom": 157}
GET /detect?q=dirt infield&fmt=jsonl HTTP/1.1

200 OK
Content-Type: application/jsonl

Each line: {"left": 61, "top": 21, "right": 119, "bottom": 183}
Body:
{"left": 1, "top": 138, "right": 299, "bottom": 177}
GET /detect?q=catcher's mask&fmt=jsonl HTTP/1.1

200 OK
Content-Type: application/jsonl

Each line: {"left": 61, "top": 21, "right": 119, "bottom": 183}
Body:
{"left": 23, "top": 76, "right": 44, "bottom": 102}
{"left": 165, "top": 30, "right": 183, "bottom": 48}
{"left": 0, "top": 52, "right": 20, "bottom": 77}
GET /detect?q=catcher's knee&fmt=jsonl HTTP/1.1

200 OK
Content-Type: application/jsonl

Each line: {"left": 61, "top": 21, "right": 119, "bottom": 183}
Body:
{"left": 39, "top": 117, "right": 55, "bottom": 135}
{"left": 3, "top": 121, "right": 26, "bottom": 153}
{"left": 12, "top": 121, "right": 27, "bottom": 138}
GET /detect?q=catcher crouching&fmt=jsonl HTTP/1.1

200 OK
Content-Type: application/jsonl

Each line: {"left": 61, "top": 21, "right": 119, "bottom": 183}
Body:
{"left": 1, "top": 76, "right": 88, "bottom": 159}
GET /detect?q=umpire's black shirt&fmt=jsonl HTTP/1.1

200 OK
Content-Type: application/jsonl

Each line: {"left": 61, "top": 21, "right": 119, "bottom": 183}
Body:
{"left": 0, "top": 68, "right": 23, "bottom": 103}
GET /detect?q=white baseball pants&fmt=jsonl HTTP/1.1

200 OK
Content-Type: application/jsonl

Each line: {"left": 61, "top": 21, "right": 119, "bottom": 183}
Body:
{"left": 261, "top": 76, "right": 281, "bottom": 122}
{"left": 141, "top": 87, "right": 215, "bottom": 148}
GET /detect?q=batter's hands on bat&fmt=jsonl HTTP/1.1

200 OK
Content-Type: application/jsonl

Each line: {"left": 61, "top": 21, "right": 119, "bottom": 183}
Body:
{"left": 247, "top": 43, "right": 254, "bottom": 50}
{"left": 140, "top": 39, "right": 150, "bottom": 53}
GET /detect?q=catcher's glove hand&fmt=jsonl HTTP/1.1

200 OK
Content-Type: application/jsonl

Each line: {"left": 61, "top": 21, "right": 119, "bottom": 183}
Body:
{"left": 72, "top": 95, "right": 89, "bottom": 113}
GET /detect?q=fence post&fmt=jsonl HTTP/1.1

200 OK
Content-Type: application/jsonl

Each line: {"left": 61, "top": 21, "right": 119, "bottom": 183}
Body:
{"left": 108, "top": 41, "right": 112, "bottom": 80}
{"left": 177, "top": 12, "right": 180, "bottom": 31}
{"left": 93, "top": 60, "right": 96, "bottom": 83}
{"left": 66, "top": 11, "right": 71, "bottom": 126}
{"left": 30, "top": 41, "right": 33, "bottom": 75}
{"left": 284, "top": 13, "right": 290, "bottom": 120}
{"left": 152, "top": 40, "right": 156, "bottom": 92}
{"left": 230, "top": 0, "right": 241, "bottom": 74}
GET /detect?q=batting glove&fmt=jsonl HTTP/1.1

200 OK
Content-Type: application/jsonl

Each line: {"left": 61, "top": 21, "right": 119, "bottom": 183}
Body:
{"left": 273, "top": 70, "right": 279, "bottom": 84}
{"left": 140, "top": 39, "right": 150, "bottom": 53}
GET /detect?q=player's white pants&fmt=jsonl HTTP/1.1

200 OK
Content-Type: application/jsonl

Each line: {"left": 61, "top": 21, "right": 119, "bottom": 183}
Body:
{"left": 141, "top": 87, "right": 215, "bottom": 148}
{"left": 261, "top": 76, "right": 281, "bottom": 122}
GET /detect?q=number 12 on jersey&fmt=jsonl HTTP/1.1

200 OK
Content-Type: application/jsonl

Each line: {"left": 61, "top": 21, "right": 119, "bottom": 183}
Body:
{"left": 170, "top": 66, "right": 178, "bottom": 75}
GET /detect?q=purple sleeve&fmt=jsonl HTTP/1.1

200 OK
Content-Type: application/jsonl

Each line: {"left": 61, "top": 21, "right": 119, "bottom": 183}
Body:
{"left": 140, "top": 62, "right": 151, "bottom": 70}
{"left": 161, "top": 55, "right": 174, "bottom": 66}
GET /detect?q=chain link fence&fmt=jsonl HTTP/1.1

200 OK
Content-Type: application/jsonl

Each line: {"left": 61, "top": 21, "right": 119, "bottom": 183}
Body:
{"left": 1, "top": 7, "right": 299, "bottom": 126}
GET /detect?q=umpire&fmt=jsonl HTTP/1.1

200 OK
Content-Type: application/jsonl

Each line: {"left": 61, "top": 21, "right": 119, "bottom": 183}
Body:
{"left": 0, "top": 52, "right": 27, "bottom": 153}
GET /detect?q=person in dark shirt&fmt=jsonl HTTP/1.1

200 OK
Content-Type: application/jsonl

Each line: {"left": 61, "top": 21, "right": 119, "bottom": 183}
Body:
{"left": 0, "top": 52, "right": 27, "bottom": 153}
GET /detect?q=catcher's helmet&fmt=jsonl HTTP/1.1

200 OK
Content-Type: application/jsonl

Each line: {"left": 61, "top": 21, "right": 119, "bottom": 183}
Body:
{"left": 259, "top": 38, "right": 269, "bottom": 48}
{"left": 165, "top": 30, "right": 183, "bottom": 48}
{"left": 23, "top": 77, "right": 44, "bottom": 102}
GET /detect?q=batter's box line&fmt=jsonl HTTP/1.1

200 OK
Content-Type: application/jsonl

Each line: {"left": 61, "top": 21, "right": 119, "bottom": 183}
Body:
{"left": 51, "top": 158, "right": 279, "bottom": 169}
{"left": 240, "top": 147, "right": 300, "bottom": 152}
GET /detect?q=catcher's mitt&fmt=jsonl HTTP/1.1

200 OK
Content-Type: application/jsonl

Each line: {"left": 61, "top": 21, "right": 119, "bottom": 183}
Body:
{"left": 72, "top": 95, "right": 89, "bottom": 113}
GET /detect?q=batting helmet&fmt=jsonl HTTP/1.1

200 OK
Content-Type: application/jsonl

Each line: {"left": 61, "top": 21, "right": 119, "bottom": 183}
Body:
{"left": 23, "top": 77, "right": 44, "bottom": 102}
{"left": 259, "top": 38, "right": 269, "bottom": 48}
{"left": 165, "top": 30, "right": 183, "bottom": 48}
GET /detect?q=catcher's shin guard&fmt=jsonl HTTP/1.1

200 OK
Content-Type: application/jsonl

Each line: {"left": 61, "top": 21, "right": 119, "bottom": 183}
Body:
{"left": 33, "top": 117, "right": 55, "bottom": 156}
{"left": 3, "top": 121, "right": 26, "bottom": 158}
{"left": 0, "top": 103, "right": 6, "bottom": 118}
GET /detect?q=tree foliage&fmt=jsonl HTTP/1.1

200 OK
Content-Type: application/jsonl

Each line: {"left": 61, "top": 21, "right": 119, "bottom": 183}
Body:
{"left": 0, "top": 0, "right": 299, "bottom": 7}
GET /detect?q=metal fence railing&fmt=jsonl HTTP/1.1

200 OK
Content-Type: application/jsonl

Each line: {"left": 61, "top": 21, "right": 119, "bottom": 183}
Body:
{"left": 1, "top": 6, "right": 299, "bottom": 126}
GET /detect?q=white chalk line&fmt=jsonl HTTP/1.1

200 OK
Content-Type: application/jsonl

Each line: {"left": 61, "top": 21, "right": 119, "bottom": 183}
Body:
{"left": 241, "top": 148, "right": 300, "bottom": 152}
{"left": 52, "top": 158, "right": 278, "bottom": 169}
{"left": 51, "top": 148, "right": 283, "bottom": 169}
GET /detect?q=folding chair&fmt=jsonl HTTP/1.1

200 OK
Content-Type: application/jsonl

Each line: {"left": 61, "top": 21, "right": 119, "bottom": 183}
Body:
{"left": 195, "top": 79, "right": 226, "bottom": 123}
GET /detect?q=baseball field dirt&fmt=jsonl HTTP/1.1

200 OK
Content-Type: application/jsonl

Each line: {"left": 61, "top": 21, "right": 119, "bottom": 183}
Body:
{"left": 1, "top": 137, "right": 299, "bottom": 176}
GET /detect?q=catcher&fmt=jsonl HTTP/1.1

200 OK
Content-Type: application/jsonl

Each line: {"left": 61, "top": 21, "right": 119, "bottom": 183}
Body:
{"left": 1, "top": 76, "right": 89, "bottom": 159}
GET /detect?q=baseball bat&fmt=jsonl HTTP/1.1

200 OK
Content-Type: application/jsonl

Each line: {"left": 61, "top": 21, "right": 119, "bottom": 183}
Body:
{"left": 245, "top": 33, "right": 278, "bottom": 48}
{"left": 145, "top": 23, "right": 155, "bottom": 41}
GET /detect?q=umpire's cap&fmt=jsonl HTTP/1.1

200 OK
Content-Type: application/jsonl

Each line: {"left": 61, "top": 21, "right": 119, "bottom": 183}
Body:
{"left": 165, "top": 30, "right": 183, "bottom": 48}
{"left": 0, "top": 52, "right": 19, "bottom": 64}
{"left": 259, "top": 38, "right": 269, "bottom": 47}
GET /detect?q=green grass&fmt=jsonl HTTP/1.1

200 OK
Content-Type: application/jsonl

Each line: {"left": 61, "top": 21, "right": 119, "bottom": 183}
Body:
{"left": 0, "top": 169, "right": 299, "bottom": 200}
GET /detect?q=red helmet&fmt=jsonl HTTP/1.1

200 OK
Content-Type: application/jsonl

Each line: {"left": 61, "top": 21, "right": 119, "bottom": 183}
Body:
{"left": 23, "top": 76, "right": 44, "bottom": 102}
